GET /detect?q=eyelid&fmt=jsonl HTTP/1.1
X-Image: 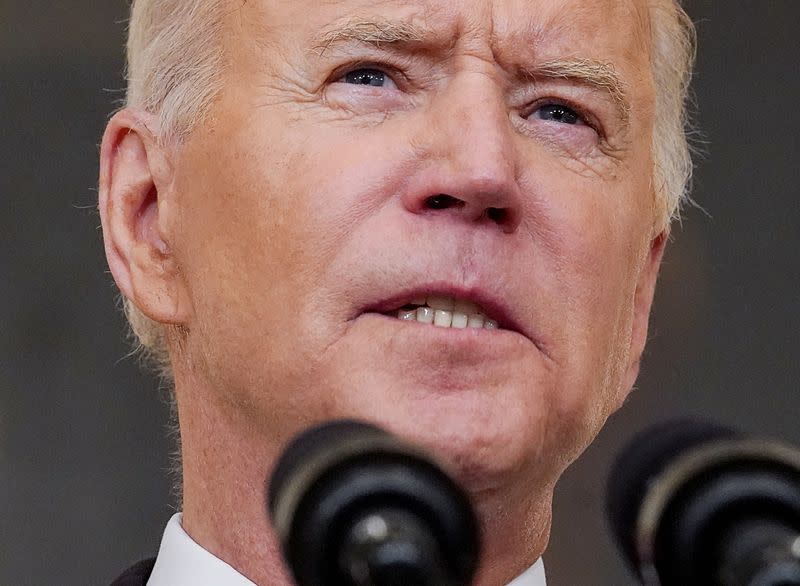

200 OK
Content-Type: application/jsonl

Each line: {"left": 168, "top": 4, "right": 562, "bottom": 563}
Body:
{"left": 526, "top": 97, "right": 604, "bottom": 136}
{"left": 330, "top": 60, "right": 407, "bottom": 88}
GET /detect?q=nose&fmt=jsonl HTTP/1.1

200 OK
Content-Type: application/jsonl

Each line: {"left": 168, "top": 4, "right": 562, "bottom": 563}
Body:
{"left": 402, "top": 73, "right": 523, "bottom": 233}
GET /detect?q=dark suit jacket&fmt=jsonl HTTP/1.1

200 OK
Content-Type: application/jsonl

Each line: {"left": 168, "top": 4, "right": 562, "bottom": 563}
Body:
{"left": 111, "top": 558, "right": 156, "bottom": 586}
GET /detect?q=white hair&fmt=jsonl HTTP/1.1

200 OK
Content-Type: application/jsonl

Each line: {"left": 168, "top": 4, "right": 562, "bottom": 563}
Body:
{"left": 126, "top": 0, "right": 228, "bottom": 145}
{"left": 120, "top": 0, "right": 696, "bottom": 373}
{"left": 648, "top": 0, "right": 697, "bottom": 231}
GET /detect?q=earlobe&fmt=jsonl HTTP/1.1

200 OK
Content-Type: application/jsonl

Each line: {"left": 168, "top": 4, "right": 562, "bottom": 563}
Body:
{"left": 615, "top": 229, "right": 669, "bottom": 408}
{"left": 98, "top": 109, "right": 192, "bottom": 326}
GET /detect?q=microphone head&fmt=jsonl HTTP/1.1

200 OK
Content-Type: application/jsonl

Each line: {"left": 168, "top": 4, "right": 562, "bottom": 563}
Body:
{"left": 606, "top": 418, "right": 736, "bottom": 579}
{"left": 268, "top": 419, "right": 386, "bottom": 518}
{"left": 268, "top": 419, "right": 481, "bottom": 586}
{"left": 607, "top": 419, "right": 800, "bottom": 585}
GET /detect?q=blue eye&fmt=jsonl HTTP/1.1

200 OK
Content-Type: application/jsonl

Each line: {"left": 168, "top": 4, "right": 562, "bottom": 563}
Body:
{"left": 533, "top": 104, "right": 583, "bottom": 125}
{"left": 343, "top": 68, "right": 390, "bottom": 87}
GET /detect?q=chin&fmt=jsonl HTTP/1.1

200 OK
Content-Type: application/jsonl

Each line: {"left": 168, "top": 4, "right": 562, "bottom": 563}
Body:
{"left": 352, "top": 386, "right": 542, "bottom": 496}
{"left": 316, "top": 317, "right": 555, "bottom": 495}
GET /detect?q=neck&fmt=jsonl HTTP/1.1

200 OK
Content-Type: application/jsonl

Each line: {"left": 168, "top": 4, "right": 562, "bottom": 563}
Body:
{"left": 175, "top": 379, "right": 552, "bottom": 586}
{"left": 177, "top": 383, "right": 293, "bottom": 585}
{"left": 471, "top": 481, "right": 553, "bottom": 586}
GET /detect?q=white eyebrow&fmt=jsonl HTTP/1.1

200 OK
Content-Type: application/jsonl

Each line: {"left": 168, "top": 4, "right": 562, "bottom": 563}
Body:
{"left": 314, "top": 18, "right": 427, "bottom": 54}
{"left": 522, "top": 58, "right": 631, "bottom": 123}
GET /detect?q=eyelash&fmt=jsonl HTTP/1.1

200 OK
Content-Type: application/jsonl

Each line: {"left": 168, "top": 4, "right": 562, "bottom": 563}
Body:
{"left": 332, "top": 61, "right": 407, "bottom": 88}
{"left": 525, "top": 98, "right": 597, "bottom": 129}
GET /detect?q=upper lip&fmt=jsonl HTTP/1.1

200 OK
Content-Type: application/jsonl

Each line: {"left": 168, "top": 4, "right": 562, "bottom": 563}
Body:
{"left": 360, "top": 282, "right": 529, "bottom": 340}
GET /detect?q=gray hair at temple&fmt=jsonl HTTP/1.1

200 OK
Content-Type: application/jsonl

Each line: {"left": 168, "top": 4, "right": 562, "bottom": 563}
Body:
{"left": 121, "top": 0, "right": 697, "bottom": 377}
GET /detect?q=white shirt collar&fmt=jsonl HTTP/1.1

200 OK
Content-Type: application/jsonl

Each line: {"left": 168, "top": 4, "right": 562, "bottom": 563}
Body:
{"left": 508, "top": 558, "right": 546, "bottom": 586}
{"left": 148, "top": 514, "right": 256, "bottom": 585}
{"left": 148, "top": 513, "right": 546, "bottom": 586}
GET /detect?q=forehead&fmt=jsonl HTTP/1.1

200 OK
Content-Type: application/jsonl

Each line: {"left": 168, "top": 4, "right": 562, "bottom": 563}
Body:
{"left": 235, "top": 0, "right": 651, "bottom": 62}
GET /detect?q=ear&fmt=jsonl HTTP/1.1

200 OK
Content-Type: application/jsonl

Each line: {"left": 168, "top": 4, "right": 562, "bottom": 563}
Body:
{"left": 615, "top": 229, "right": 669, "bottom": 408}
{"left": 98, "top": 108, "right": 192, "bottom": 326}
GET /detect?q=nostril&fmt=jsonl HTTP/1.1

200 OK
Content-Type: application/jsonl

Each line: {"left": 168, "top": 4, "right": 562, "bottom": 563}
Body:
{"left": 425, "top": 194, "right": 463, "bottom": 210}
{"left": 486, "top": 207, "right": 508, "bottom": 224}
{"left": 418, "top": 196, "right": 516, "bottom": 229}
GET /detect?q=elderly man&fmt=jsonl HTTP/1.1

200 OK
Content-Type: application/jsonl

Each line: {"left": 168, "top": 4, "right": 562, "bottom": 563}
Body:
{"left": 100, "top": 0, "right": 695, "bottom": 584}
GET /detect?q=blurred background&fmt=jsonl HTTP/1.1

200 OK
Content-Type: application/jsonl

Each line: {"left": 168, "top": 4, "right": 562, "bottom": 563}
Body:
{"left": 1, "top": 1, "right": 798, "bottom": 584}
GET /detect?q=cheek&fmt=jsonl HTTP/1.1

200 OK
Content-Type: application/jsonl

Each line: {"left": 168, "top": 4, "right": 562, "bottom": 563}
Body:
{"left": 165, "top": 112, "right": 414, "bottom": 409}
{"left": 521, "top": 163, "right": 650, "bottom": 412}
{"left": 525, "top": 154, "right": 649, "bottom": 308}
{"left": 165, "top": 129, "right": 322, "bottom": 405}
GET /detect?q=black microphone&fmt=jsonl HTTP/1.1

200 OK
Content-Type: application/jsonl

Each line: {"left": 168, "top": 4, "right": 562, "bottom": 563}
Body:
{"left": 607, "top": 419, "right": 800, "bottom": 586}
{"left": 268, "top": 420, "right": 481, "bottom": 586}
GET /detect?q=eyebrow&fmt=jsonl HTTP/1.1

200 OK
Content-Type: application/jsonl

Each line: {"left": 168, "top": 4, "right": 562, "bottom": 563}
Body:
{"left": 524, "top": 58, "right": 631, "bottom": 123}
{"left": 314, "top": 18, "right": 429, "bottom": 54}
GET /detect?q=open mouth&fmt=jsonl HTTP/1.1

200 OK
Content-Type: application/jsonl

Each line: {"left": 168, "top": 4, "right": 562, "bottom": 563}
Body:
{"left": 382, "top": 294, "right": 500, "bottom": 330}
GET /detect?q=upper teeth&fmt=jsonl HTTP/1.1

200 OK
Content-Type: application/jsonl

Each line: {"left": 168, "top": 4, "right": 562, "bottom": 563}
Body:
{"left": 395, "top": 295, "right": 499, "bottom": 330}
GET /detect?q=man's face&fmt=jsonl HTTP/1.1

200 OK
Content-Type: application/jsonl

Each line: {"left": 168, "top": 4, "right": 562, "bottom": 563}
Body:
{"left": 167, "top": 0, "right": 658, "bottom": 494}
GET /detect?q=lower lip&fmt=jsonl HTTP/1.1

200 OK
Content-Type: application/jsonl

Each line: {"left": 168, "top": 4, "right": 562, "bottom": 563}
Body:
{"left": 351, "top": 313, "right": 543, "bottom": 368}
{"left": 357, "top": 312, "right": 523, "bottom": 341}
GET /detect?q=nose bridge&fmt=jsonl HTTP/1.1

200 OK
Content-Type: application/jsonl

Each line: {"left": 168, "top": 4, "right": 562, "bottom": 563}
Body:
{"left": 437, "top": 71, "right": 516, "bottom": 186}
{"left": 404, "top": 69, "right": 522, "bottom": 231}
